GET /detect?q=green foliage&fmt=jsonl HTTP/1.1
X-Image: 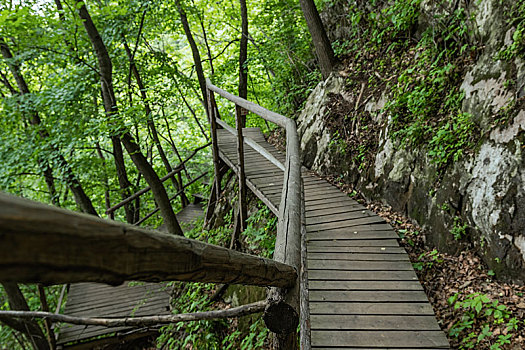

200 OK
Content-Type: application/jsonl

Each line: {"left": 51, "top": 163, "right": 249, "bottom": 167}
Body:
{"left": 412, "top": 249, "right": 443, "bottom": 271}
{"left": 451, "top": 216, "right": 468, "bottom": 240}
{"left": 448, "top": 292, "right": 521, "bottom": 349}
{"left": 243, "top": 205, "right": 277, "bottom": 258}
{"left": 497, "top": 0, "right": 525, "bottom": 61}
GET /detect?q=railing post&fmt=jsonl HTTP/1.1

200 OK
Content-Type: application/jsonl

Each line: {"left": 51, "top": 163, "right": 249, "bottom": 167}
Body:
{"left": 207, "top": 84, "right": 222, "bottom": 201}
{"left": 235, "top": 105, "right": 248, "bottom": 232}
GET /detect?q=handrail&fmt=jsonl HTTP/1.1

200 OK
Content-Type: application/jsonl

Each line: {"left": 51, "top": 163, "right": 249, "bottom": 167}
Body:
{"left": 206, "top": 79, "right": 305, "bottom": 346}
{"left": 134, "top": 171, "right": 208, "bottom": 226}
{"left": 106, "top": 142, "right": 211, "bottom": 215}
{"left": 0, "top": 192, "right": 297, "bottom": 287}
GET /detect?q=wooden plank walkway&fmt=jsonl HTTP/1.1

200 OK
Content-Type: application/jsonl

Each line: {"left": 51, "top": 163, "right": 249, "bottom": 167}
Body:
{"left": 57, "top": 204, "right": 204, "bottom": 348}
{"left": 217, "top": 127, "right": 449, "bottom": 349}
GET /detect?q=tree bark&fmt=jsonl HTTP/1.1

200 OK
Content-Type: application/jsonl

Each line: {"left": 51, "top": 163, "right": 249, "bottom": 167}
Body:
{"left": 175, "top": 0, "right": 208, "bottom": 106}
{"left": 76, "top": 2, "right": 183, "bottom": 235}
{"left": 0, "top": 193, "right": 297, "bottom": 287}
{"left": 298, "top": 0, "right": 337, "bottom": 79}
{"left": 0, "top": 38, "right": 97, "bottom": 215}
{"left": 37, "top": 285, "right": 56, "bottom": 350}
{"left": 122, "top": 39, "right": 189, "bottom": 207}
{"left": 1, "top": 283, "right": 50, "bottom": 350}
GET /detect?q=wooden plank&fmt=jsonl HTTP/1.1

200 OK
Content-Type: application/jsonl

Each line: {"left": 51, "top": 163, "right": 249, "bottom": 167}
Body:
{"left": 307, "top": 252, "right": 410, "bottom": 261}
{"left": 307, "top": 259, "right": 414, "bottom": 271}
{"left": 306, "top": 210, "right": 376, "bottom": 225}
{"left": 309, "top": 290, "right": 429, "bottom": 302}
{"left": 64, "top": 294, "right": 167, "bottom": 314}
{"left": 309, "top": 302, "right": 435, "bottom": 315}
{"left": 306, "top": 201, "right": 361, "bottom": 211}
{"left": 308, "top": 280, "right": 423, "bottom": 291}
{"left": 305, "top": 206, "right": 366, "bottom": 218}
{"left": 307, "top": 246, "right": 405, "bottom": 254}
{"left": 308, "top": 270, "right": 418, "bottom": 281}
{"left": 307, "top": 231, "right": 398, "bottom": 241}
{"left": 310, "top": 315, "right": 442, "bottom": 331}
{"left": 311, "top": 330, "right": 449, "bottom": 348}
{"left": 306, "top": 216, "right": 386, "bottom": 231}
{"left": 305, "top": 188, "right": 343, "bottom": 198}
{"left": 307, "top": 239, "right": 400, "bottom": 247}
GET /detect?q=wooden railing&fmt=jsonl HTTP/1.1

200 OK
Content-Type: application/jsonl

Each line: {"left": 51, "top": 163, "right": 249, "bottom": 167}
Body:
{"left": 105, "top": 142, "right": 211, "bottom": 225}
{"left": 0, "top": 84, "right": 309, "bottom": 349}
{"left": 206, "top": 79, "right": 308, "bottom": 348}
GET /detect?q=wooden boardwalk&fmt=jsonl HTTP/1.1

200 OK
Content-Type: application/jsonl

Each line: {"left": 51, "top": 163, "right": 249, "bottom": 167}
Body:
{"left": 57, "top": 204, "right": 204, "bottom": 348}
{"left": 217, "top": 127, "right": 449, "bottom": 349}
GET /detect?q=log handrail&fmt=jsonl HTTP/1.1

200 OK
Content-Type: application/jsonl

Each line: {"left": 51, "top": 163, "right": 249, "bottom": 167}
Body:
{"left": 106, "top": 142, "right": 211, "bottom": 215}
{"left": 206, "top": 79, "right": 305, "bottom": 346}
{"left": 0, "top": 192, "right": 297, "bottom": 287}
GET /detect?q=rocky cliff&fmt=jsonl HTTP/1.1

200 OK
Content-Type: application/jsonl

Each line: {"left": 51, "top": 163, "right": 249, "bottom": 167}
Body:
{"left": 299, "top": 0, "right": 525, "bottom": 283}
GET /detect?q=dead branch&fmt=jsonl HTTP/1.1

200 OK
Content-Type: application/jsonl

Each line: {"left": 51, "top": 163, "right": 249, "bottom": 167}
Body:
{"left": 0, "top": 301, "right": 266, "bottom": 327}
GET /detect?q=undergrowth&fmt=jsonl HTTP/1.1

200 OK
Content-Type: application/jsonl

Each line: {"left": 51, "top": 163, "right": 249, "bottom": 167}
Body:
{"left": 157, "top": 200, "right": 276, "bottom": 349}
{"left": 328, "top": 0, "right": 481, "bottom": 172}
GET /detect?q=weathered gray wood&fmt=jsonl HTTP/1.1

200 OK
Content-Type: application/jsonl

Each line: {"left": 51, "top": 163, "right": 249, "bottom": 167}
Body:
{"left": 311, "top": 330, "right": 449, "bottom": 348}
{"left": 216, "top": 121, "right": 285, "bottom": 171}
{"left": 307, "top": 216, "right": 386, "bottom": 231}
{"left": 208, "top": 80, "right": 302, "bottom": 344}
{"left": 307, "top": 252, "right": 410, "bottom": 261}
{"left": 305, "top": 200, "right": 361, "bottom": 211}
{"left": 0, "top": 193, "right": 296, "bottom": 287}
{"left": 305, "top": 206, "right": 365, "bottom": 218}
{"left": 299, "top": 180, "right": 312, "bottom": 350}
{"left": 307, "top": 239, "right": 400, "bottom": 247}
{"left": 264, "top": 119, "right": 302, "bottom": 338}
{"left": 308, "top": 280, "right": 423, "bottom": 291}
{"left": 307, "top": 246, "right": 405, "bottom": 253}
{"left": 307, "top": 230, "right": 398, "bottom": 241}
{"left": 309, "top": 290, "right": 430, "bottom": 302}
{"left": 307, "top": 259, "right": 414, "bottom": 271}
{"left": 308, "top": 270, "right": 418, "bottom": 281}
{"left": 306, "top": 210, "right": 376, "bottom": 225}
{"left": 310, "top": 315, "right": 442, "bottom": 331}
{"left": 207, "top": 80, "right": 290, "bottom": 128}
{"left": 309, "top": 302, "right": 435, "bottom": 315}
{"left": 2, "top": 301, "right": 266, "bottom": 327}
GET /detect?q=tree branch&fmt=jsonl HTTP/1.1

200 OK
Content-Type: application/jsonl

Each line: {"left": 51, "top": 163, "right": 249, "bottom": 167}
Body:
{"left": 0, "top": 301, "right": 266, "bottom": 327}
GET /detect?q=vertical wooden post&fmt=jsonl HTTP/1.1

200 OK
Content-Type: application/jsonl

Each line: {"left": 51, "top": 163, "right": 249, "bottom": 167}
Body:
{"left": 207, "top": 85, "right": 222, "bottom": 201}
{"left": 235, "top": 105, "right": 248, "bottom": 232}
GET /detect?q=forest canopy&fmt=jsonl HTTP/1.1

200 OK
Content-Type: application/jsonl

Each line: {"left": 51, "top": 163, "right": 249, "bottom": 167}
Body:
{"left": 0, "top": 0, "right": 318, "bottom": 218}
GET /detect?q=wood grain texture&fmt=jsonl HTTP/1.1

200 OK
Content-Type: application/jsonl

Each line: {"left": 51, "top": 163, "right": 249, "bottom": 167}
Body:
{"left": 0, "top": 193, "right": 296, "bottom": 287}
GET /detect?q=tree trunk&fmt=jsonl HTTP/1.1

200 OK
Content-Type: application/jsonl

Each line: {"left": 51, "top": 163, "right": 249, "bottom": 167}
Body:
{"left": 0, "top": 38, "right": 97, "bottom": 215}
{"left": 122, "top": 39, "right": 189, "bottom": 207}
{"left": 76, "top": 2, "right": 183, "bottom": 235}
{"left": 238, "top": 0, "right": 248, "bottom": 102}
{"left": 175, "top": 0, "right": 208, "bottom": 105}
{"left": 1, "top": 283, "right": 50, "bottom": 350}
{"left": 298, "top": 0, "right": 337, "bottom": 79}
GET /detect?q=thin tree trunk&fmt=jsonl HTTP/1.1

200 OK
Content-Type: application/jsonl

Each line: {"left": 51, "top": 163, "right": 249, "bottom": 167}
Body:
{"left": 0, "top": 38, "right": 97, "bottom": 215}
{"left": 37, "top": 285, "right": 56, "bottom": 350}
{"left": 95, "top": 142, "right": 113, "bottom": 219}
{"left": 122, "top": 39, "right": 189, "bottom": 207}
{"left": 298, "top": 0, "right": 337, "bottom": 79}
{"left": 238, "top": 0, "right": 248, "bottom": 102}
{"left": 175, "top": 0, "right": 207, "bottom": 106}
{"left": 1, "top": 283, "right": 50, "bottom": 350}
{"left": 76, "top": 2, "right": 183, "bottom": 235}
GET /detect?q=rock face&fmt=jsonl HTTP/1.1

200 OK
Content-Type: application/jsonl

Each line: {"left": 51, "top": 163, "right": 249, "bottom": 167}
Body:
{"left": 298, "top": 0, "right": 525, "bottom": 283}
